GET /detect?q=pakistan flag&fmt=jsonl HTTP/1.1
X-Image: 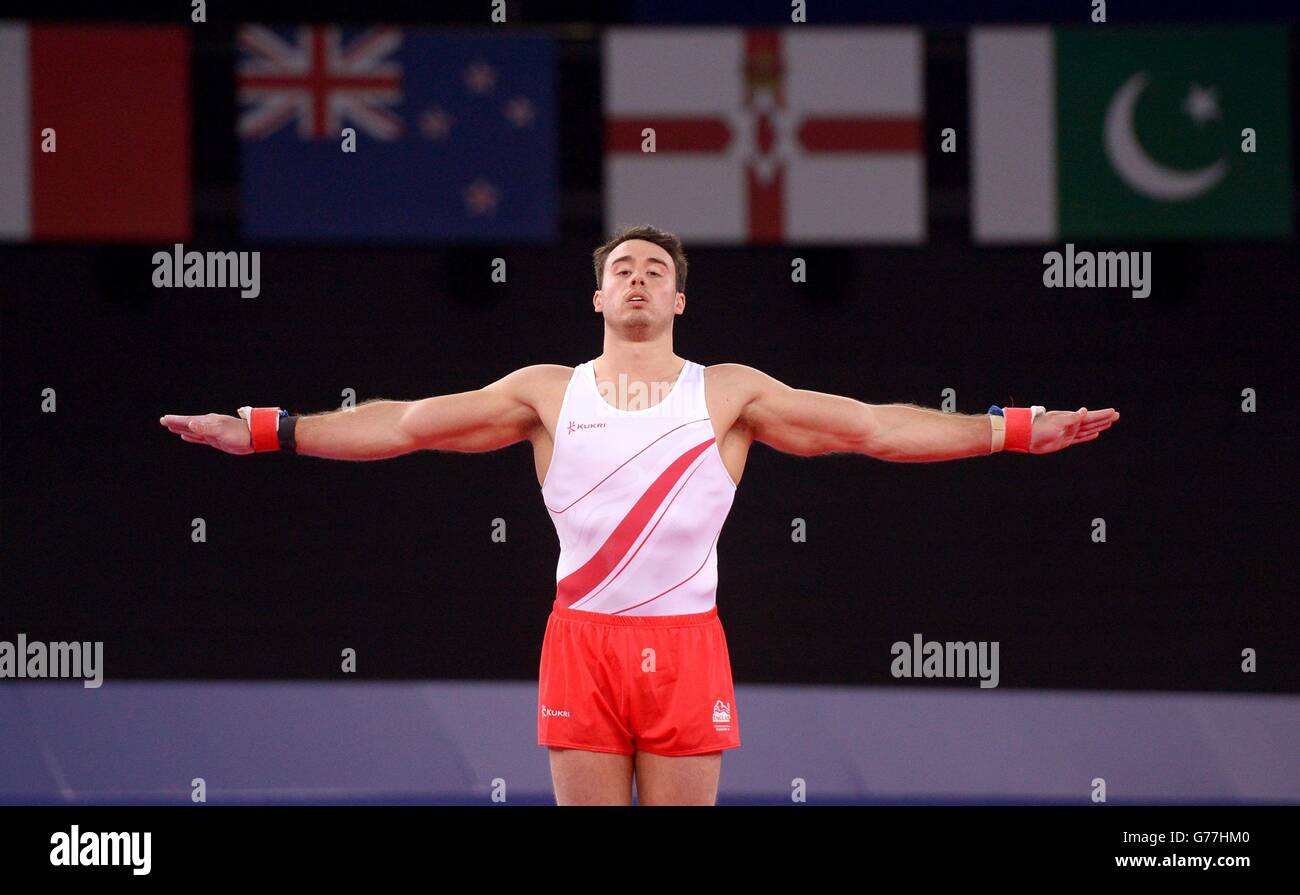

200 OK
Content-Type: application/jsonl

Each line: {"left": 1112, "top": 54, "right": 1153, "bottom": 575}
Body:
{"left": 970, "top": 27, "right": 1291, "bottom": 242}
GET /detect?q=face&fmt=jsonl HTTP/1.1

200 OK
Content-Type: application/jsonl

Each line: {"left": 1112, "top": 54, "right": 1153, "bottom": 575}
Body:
{"left": 594, "top": 239, "right": 685, "bottom": 331}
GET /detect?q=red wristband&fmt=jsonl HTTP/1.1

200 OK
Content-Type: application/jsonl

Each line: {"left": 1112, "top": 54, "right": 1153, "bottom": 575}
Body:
{"left": 249, "top": 407, "right": 283, "bottom": 452}
{"left": 1002, "top": 406, "right": 1034, "bottom": 453}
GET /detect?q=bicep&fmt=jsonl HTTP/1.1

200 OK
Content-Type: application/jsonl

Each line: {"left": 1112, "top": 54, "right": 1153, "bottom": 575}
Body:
{"left": 741, "top": 369, "right": 874, "bottom": 457}
{"left": 398, "top": 368, "right": 540, "bottom": 453}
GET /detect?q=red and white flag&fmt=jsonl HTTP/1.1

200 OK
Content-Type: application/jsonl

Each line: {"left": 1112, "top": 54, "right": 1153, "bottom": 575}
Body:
{"left": 603, "top": 27, "right": 925, "bottom": 244}
{"left": 0, "top": 24, "right": 190, "bottom": 242}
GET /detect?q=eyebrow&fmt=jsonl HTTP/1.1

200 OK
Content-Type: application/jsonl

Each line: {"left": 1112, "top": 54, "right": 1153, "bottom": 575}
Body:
{"left": 609, "top": 255, "right": 668, "bottom": 269}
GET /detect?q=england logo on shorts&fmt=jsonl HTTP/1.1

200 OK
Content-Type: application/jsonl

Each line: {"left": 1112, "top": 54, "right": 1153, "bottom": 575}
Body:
{"left": 711, "top": 699, "right": 732, "bottom": 731}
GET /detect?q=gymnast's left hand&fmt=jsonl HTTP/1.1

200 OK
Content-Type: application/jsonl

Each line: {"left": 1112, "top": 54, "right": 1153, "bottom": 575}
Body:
{"left": 1029, "top": 407, "right": 1120, "bottom": 454}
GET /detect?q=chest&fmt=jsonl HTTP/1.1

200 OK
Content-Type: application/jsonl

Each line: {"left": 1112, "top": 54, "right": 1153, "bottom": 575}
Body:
{"left": 532, "top": 366, "right": 748, "bottom": 490}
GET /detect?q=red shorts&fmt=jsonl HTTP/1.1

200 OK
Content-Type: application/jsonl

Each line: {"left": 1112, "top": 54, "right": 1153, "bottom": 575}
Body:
{"left": 537, "top": 602, "right": 741, "bottom": 757}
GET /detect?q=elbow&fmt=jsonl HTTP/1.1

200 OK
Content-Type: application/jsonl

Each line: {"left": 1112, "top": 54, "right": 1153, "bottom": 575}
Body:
{"left": 849, "top": 405, "right": 885, "bottom": 458}
{"left": 392, "top": 402, "right": 425, "bottom": 454}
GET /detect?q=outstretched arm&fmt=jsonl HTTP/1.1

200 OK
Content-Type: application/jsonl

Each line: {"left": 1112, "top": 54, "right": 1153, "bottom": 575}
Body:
{"left": 734, "top": 366, "right": 1119, "bottom": 462}
{"left": 160, "top": 366, "right": 547, "bottom": 459}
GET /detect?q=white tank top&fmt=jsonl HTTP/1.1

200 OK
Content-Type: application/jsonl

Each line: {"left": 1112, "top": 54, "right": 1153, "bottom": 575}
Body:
{"left": 540, "top": 359, "right": 738, "bottom": 615}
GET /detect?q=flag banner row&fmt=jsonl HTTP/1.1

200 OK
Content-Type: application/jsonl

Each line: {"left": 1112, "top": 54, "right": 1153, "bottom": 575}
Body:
{"left": 631, "top": 0, "right": 1296, "bottom": 25}
{"left": 0, "top": 22, "right": 1290, "bottom": 244}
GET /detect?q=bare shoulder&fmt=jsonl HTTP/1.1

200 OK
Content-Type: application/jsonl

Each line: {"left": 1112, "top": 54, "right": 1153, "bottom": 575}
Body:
{"left": 484, "top": 365, "right": 574, "bottom": 419}
{"left": 703, "top": 364, "right": 784, "bottom": 431}
{"left": 704, "top": 363, "right": 779, "bottom": 401}
{"left": 488, "top": 364, "right": 572, "bottom": 393}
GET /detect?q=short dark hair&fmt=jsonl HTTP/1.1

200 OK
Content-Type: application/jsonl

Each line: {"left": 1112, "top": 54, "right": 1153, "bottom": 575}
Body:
{"left": 592, "top": 224, "right": 688, "bottom": 294}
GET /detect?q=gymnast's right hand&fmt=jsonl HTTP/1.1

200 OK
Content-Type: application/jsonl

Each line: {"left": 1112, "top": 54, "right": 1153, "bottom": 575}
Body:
{"left": 158, "top": 413, "right": 254, "bottom": 455}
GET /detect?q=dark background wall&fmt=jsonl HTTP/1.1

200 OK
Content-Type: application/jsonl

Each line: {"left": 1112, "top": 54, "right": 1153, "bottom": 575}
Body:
{"left": 2, "top": 2, "right": 1297, "bottom": 691}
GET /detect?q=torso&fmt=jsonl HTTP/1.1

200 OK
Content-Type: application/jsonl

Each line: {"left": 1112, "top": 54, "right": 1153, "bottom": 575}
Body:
{"left": 526, "top": 362, "right": 751, "bottom": 489}
{"left": 535, "top": 358, "right": 742, "bottom": 615}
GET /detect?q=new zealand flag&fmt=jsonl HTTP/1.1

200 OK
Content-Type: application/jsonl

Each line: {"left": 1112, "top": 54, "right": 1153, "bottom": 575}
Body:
{"left": 237, "top": 26, "right": 557, "bottom": 242}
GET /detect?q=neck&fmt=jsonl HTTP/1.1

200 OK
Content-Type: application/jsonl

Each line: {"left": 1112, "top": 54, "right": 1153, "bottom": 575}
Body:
{"left": 597, "top": 330, "right": 681, "bottom": 377}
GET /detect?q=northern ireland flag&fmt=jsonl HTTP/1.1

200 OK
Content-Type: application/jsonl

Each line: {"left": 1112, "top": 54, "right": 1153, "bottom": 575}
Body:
{"left": 603, "top": 28, "right": 925, "bottom": 244}
{"left": 0, "top": 23, "right": 191, "bottom": 242}
{"left": 971, "top": 27, "right": 1291, "bottom": 242}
